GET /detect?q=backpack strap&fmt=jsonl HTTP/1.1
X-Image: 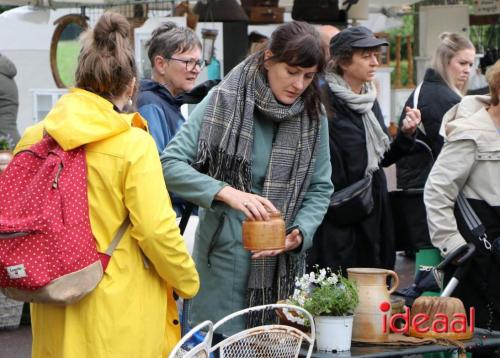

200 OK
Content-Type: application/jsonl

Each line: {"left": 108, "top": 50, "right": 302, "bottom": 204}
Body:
{"left": 99, "top": 218, "right": 137, "bottom": 270}
{"left": 179, "top": 203, "right": 194, "bottom": 235}
{"left": 457, "top": 193, "right": 492, "bottom": 251}
{"left": 105, "top": 218, "right": 130, "bottom": 256}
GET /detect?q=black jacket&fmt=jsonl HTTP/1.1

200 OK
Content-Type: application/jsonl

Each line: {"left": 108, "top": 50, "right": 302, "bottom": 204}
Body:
{"left": 396, "top": 69, "right": 461, "bottom": 189}
{"left": 307, "top": 90, "right": 414, "bottom": 273}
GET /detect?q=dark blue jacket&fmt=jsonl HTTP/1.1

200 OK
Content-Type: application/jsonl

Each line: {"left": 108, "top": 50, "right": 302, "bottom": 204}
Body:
{"left": 138, "top": 79, "right": 187, "bottom": 216}
{"left": 138, "top": 79, "right": 219, "bottom": 216}
{"left": 137, "top": 79, "right": 185, "bottom": 153}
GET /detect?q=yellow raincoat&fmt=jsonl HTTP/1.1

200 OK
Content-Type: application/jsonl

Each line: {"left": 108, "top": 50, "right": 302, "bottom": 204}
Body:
{"left": 15, "top": 88, "right": 199, "bottom": 358}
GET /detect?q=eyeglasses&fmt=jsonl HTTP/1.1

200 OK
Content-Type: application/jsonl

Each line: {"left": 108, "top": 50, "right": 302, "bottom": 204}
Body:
{"left": 165, "top": 57, "right": 205, "bottom": 71}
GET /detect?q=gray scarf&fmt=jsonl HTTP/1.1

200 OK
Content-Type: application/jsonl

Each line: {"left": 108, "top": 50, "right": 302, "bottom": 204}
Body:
{"left": 194, "top": 54, "right": 321, "bottom": 315}
{"left": 325, "top": 72, "right": 390, "bottom": 175}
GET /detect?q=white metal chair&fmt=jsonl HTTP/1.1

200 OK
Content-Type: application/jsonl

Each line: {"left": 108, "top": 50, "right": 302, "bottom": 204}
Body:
{"left": 169, "top": 320, "right": 214, "bottom": 358}
{"left": 210, "top": 303, "right": 315, "bottom": 358}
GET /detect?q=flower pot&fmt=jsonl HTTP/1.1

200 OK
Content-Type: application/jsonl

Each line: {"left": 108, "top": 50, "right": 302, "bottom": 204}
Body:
{"left": 314, "top": 315, "right": 353, "bottom": 352}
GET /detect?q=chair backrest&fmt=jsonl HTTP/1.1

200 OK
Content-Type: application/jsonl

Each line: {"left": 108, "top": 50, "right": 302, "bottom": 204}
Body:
{"left": 169, "top": 320, "right": 214, "bottom": 358}
{"left": 210, "top": 303, "right": 315, "bottom": 358}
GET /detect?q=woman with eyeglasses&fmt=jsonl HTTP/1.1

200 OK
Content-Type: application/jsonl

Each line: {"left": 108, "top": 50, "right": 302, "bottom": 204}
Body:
{"left": 138, "top": 22, "right": 203, "bottom": 155}
{"left": 161, "top": 21, "right": 333, "bottom": 338}
{"left": 138, "top": 22, "right": 204, "bottom": 220}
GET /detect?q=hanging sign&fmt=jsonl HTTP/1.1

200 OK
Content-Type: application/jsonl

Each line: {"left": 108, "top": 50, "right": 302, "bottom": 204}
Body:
{"left": 472, "top": 0, "right": 500, "bottom": 15}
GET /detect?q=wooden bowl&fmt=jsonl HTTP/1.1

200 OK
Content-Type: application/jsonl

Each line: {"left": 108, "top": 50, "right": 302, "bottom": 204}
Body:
{"left": 242, "top": 211, "right": 285, "bottom": 250}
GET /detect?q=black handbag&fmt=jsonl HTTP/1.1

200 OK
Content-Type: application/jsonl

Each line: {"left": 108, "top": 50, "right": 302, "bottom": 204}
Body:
{"left": 329, "top": 175, "right": 374, "bottom": 225}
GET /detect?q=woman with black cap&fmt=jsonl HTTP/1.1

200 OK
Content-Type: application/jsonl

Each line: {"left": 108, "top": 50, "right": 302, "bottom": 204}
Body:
{"left": 307, "top": 26, "right": 421, "bottom": 274}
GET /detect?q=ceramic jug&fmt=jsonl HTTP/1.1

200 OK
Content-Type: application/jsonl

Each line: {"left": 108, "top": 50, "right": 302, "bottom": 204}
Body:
{"left": 347, "top": 268, "right": 399, "bottom": 342}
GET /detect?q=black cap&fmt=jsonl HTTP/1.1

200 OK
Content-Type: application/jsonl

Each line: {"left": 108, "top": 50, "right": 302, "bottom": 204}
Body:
{"left": 330, "top": 26, "right": 388, "bottom": 55}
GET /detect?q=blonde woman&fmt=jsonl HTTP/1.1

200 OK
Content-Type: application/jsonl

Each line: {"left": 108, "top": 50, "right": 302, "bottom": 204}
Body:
{"left": 397, "top": 32, "right": 475, "bottom": 189}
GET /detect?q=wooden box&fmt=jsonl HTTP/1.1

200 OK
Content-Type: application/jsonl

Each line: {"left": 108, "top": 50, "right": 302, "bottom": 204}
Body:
{"left": 241, "top": 0, "right": 279, "bottom": 7}
{"left": 245, "top": 6, "right": 284, "bottom": 24}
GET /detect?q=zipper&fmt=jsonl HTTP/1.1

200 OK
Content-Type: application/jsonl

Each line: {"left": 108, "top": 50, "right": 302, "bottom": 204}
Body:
{"left": 207, "top": 212, "right": 226, "bottom": 267}
{"left": 0, "top": 232, "right": 30, "bottom": 239}
{"left": 52, "top": 163, "right": 63, "bottom": 189}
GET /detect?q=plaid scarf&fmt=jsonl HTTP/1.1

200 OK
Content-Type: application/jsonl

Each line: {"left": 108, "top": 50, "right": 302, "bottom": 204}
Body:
{"left": 194, "top": 54, "right": 322, "bottom": 316}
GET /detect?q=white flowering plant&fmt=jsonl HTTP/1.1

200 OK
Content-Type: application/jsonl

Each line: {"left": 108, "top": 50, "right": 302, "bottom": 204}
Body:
{"left": 288, "top": 266, "right": 359, "bottom": 322}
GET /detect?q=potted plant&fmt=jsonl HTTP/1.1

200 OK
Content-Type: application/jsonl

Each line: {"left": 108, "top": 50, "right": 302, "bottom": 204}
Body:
{"left": 288, "top": 266, "right": 359, "bottom": 352}
{"left": 0, "top": 135, "right": 14, "bottom": 173}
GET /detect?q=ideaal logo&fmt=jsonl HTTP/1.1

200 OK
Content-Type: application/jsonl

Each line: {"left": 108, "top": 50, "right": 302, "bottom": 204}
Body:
{"left": 378, "top": 301, "right": 475, "bottom": 335}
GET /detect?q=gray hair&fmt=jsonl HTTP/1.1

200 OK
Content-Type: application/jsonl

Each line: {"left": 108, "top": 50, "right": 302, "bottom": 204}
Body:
{"left": 146, "top": 22, "right": 201, "bottom": 64}
{"left": 431, "top": 32, "right": 474, "bottom": 96}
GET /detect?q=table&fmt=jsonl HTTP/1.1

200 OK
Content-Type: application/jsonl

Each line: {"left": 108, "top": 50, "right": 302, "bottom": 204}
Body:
{"left": 301, "top": 328, "right": 500, "bottom": 357}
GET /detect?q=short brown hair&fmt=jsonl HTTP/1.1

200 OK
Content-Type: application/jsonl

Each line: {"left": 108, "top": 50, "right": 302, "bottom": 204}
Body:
{"left": 486, "top": 60, "right": 500, "bottom": 106}
{"left": 328, "top": 46, "right": 381, "bottom": 76}
{"left": 75, "top": 11, "right": 137, "bottom": 101}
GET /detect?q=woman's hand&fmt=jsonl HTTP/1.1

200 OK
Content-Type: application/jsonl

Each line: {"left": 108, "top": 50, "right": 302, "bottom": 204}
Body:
{"left": 215, "top": 186, "right": 277, "bottom": 221}
{"left": 251, "top": 229, "right": 303, "bottom": 259}
{"left": 400, "top": 106, "right": 422, "bottom": 136}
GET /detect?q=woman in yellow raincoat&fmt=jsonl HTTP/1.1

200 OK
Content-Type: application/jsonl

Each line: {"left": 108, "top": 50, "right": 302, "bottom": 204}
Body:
{"left": 14, "top": 12, "right": 199, "bottom": 358}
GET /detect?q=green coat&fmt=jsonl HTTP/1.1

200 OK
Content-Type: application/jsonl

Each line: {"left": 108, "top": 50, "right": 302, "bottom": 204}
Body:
{"left": 161, "top": 93, "right": 333, "bottom": 335}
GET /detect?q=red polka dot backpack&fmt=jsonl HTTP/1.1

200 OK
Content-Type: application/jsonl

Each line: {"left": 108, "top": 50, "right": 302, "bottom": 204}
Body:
{"left": 0, "top": 135, "right": 128, "bottom": 304}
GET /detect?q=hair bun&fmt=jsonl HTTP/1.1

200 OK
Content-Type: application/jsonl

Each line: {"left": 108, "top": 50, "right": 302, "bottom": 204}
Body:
{"left": 93, "top": 12, "right": 130, "bottom": 49}
{"left": 439, "top": 32, "right": 452, "bottom": 41}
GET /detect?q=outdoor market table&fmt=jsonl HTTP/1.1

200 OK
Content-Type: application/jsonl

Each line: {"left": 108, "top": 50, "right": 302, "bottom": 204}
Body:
{"left": 301, "top": 328, "right": 500, "bottom": 357}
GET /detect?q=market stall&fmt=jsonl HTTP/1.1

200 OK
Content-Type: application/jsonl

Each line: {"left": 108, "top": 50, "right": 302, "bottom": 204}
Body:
{"left": 301, "top": 328, "right": 500, "bottom": 357}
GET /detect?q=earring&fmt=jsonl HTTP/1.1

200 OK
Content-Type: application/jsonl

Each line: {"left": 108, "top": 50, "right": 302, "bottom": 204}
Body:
{"left": 127, "top": 97, "right": 133, "bottom": 107}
